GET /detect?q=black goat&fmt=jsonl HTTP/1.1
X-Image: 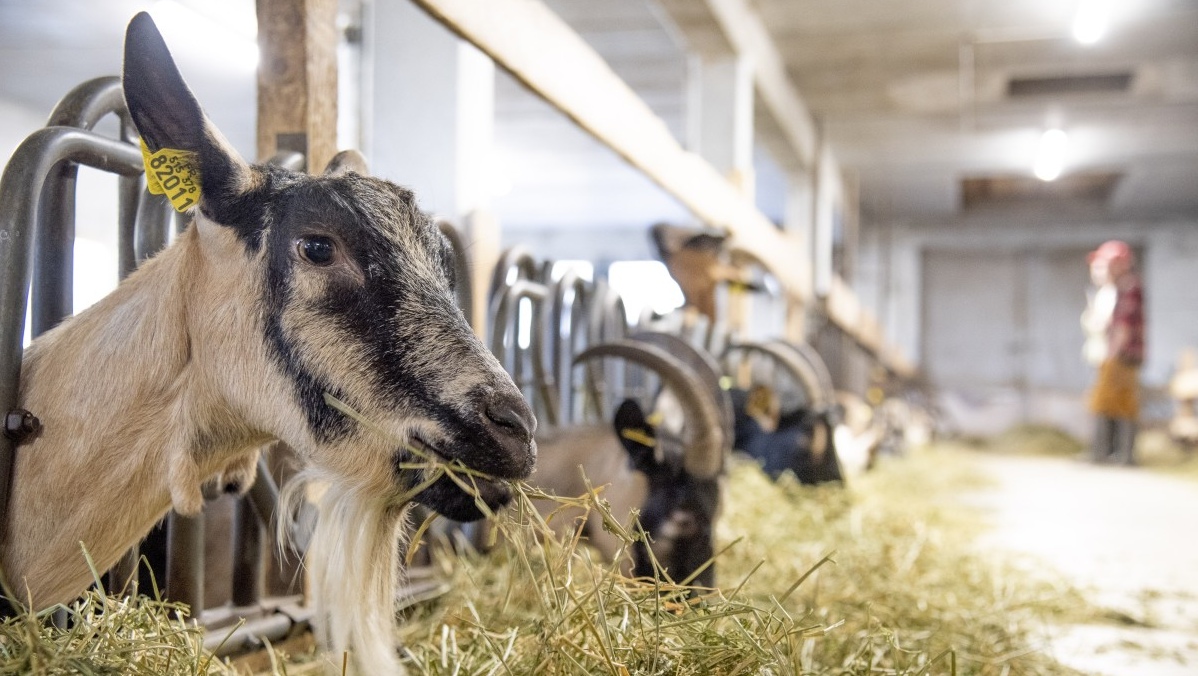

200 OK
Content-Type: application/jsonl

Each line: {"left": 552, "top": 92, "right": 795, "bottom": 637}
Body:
{"left": 730, "top": 386, "right": 843, "bottom": 484}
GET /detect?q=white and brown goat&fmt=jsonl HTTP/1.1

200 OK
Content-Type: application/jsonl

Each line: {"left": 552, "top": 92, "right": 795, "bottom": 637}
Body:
{"left": 1, "top": 13, "right": 535, "bottom": 675}
{"left": 531, "top": 341, "right": 725, "bottom": 588}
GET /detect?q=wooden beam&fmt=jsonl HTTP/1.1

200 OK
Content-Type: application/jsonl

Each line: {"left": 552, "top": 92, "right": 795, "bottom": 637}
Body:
{"left": 408, "top": 0, "right": 807, "bottom": 301}
{"left": 658, "top": 0, "right": 818, "bottom": 170}
{"left": 256, "top": 0, "right": 338, "bottom": 171}
{"left": 407, "top": 0, "right": 913, "bottom": 376}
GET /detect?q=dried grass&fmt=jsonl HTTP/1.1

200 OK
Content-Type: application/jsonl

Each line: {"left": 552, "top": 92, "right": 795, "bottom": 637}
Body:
{"left": 967, "top": 425, "right": 1085, "bottom": 458}
{"left": 0, "top": 428, "right": 1089, "bottom": 675}
{"left": 389, "top": 447, "right": 1087, "bottom": 675}
{"left": 0, "top": 555, "right": 235, "bottom": 675}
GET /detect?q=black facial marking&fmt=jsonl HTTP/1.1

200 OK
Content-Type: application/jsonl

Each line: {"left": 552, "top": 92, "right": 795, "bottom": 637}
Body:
{"left": 613, "top": 402, "right": 720, "bottom": 589}
{"left": 632, "top": 460, "right": 720, "bottom": 588}
{"left": 235, "top": 168, "right": 528, "bottom": 487}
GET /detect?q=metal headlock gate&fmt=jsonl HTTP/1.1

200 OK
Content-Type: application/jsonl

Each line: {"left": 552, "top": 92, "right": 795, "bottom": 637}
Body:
{"left": 0, "top": 76, "right": 323, "bottom": 655}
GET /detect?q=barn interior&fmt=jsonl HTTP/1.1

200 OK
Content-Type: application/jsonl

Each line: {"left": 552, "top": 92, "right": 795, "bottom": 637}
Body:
{"left": 1, "top": 0, "right": 1197, "bottom": 674}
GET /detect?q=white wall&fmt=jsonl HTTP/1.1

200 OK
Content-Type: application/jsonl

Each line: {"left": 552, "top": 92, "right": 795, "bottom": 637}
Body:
{"left": 858, "top": 207, "right": 1198, "bottom": 434}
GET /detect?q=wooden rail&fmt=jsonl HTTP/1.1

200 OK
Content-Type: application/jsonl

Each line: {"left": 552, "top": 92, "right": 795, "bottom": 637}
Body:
{"left": 408, "top": 0, "right": 914, "bottom": 377}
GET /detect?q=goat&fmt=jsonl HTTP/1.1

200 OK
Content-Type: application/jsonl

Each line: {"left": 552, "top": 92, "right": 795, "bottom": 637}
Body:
{"left": 730, "top": 385, "right": 843, "bottom": 484}
{"left": 531, "top": 341, "right": 725, "bottom": 588}
{"left": 649, "top": 223, "right": 758, "bottom": 322}
{"left": 1, "top": 13, "right": 535, "bottom": 675}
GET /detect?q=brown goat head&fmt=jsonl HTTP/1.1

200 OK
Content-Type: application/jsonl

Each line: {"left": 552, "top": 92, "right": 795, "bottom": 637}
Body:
{"left": 122, "top": 11, "right": 536, "bottom": 521}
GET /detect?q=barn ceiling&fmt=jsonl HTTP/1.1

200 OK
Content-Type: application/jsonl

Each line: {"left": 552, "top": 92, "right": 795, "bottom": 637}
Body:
{"left": 1, "top": 0, "right": 1196, "bottom": 231}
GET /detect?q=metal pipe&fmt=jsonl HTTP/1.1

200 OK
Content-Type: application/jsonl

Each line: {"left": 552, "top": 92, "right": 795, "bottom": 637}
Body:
{"left": 247, "top": 456, "right": 280, "bottom": 529}
{"left": 31, "top": 168, "right": 74, "bottom": 337}
{"left": 32, "top": 77, "right": 135, "bottom": 329}
{"left": 0, "top": 127, "right": 143, "bottom": 526}
{"left": 165, "top": 511, "right": 205, "bottom": 614}
{"left": 583, "top": 282, "right": 629, "bottom": 419}
{"left": 134, "top": 192, "right": 172, "bottom": 265}
{"left": 488, "top": 280, "right": 556, "bottom": 425}
{"left": 117, "top": 176, "right": 142, "bottom": 280}
{"left": 204, "top": 611, "right": 301, "bottom": 656}
{"left": 231, "top": 496, "right": 263, "bottom": 607}
{"left": 487, "top": 246, "right": 538, "bottom": 304}
{"left": 45, "top": 77, "right": 128, "bottom": 130}
{"left": 106, "top": 547, "right": 142, "bottom": 597}
{"left": 267, "top": 150, "right": 305, "bottom": 171}
{"left": 550, "top": 271, "right": 589, "bottom": 424}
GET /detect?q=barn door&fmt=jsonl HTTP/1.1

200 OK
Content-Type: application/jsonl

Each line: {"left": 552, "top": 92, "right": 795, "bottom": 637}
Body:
{"left": 921, "top": 247, "right": 1093, "bottom": 435}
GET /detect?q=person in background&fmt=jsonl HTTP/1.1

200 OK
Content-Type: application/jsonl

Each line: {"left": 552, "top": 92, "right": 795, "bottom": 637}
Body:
{"left": 1081, "top": 250, "right": 1116, "bottom": 370}
{"left": 1085, "top": 240, "right": 1145, "bottom": 465}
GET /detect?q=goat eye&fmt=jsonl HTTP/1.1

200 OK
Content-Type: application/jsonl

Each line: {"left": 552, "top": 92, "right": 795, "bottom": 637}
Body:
{"left": 297, "top": 236, "right": 336, "bottom": 266}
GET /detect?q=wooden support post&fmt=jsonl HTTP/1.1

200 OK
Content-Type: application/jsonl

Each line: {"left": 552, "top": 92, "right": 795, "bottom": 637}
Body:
{"left": 256, "top": 0, "right": 338, "bottom": 171}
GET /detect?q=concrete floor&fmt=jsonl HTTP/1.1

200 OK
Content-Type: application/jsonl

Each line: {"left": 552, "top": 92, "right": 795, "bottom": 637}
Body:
{"left": 966, "top": 453, "right": 1198, "bottom": 676}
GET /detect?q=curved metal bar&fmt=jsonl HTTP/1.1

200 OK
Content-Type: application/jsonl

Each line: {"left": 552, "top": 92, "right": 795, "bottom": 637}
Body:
{"left": 116, "top": 175, "right": 143, "bottom": 279}
{"left": 771, "top": 339, "right": 836, "bottom": 401}
{"left": 549, "top": 270, "right": 590, "bottom": 424}
{"left": 488, "top": 246, "right": 539, "bottom": 305}
{"left": 32, "top": 78, "right": 135, "bottom": 335}
{"left": 580, "top": 281, "right": 630, "bottom": 420}
{"left": 267, "top": 150, "right": 305, "bottom": 172}
{"left": 437, "top": 220, "right": 475, "bottom": 322}
{"left": 134, "top": 191, "right": 173, "bottom": 266}
{"left": 630, "top": 331, "right": 734, "bottom": 447}
{"left": 31, "top": 173, "right": 75, "bottom": 336}
{"left": 0, "top": 127, "right": 144, "bottom": 523}
{"left": 321, "top": 149, "right": 368, "bottom": 175}
{"left": 722, "top": 341, "right": 830, "bottom": 411}
{"left": 488, "top": 279, "right": 557, "bottom": 426}
{"left": 45, "top": 76, "right": 128, "bottom": 130}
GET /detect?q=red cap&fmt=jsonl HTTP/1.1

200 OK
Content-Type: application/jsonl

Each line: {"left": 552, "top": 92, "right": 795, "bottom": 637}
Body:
{"left": 1088, "top": 240, "right": 1133, "bottom": 264}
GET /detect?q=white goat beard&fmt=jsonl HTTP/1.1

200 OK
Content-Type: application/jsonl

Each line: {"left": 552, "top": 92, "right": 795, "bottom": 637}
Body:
{"left": 280, "top": 470, "right": 408, "bottom": 676}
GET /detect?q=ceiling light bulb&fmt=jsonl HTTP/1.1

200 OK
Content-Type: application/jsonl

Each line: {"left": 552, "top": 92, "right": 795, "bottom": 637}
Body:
{"left": 1034, "top": 128, "right": 1068, "bottom": 182}
{"left": 1073, "top": 0, "right": 1109, "bottom": 45}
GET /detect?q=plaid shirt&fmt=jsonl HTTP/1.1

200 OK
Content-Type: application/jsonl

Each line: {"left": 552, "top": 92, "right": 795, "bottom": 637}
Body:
{"left": 1110, "top": 273, "right": 1144, "bottom": 364}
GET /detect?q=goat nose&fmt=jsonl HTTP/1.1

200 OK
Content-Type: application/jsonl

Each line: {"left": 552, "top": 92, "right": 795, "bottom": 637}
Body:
{"left": 484, "top": 397, "right": 536, "bottom": 443}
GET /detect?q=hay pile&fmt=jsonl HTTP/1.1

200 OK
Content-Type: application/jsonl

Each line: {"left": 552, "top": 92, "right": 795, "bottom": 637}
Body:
{"left": 0, "top": 586, "right": 233, "bottom": 675}
{"left": 392, "top": 449, "right": 1085, "bottom": 675}
{"left": 972, "top": 424, "right": 1086, "bottom": 458}
{"left": 0, "top": 446, "right": 1087, "bottom": 675}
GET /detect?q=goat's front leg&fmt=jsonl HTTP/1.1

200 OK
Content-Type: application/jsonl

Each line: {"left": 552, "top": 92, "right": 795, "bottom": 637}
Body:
{"left": 168, "top": 442, "right": 205, "bottom": 515}
{"left": 213, "top": 447, "right": 261, "bottom": 496}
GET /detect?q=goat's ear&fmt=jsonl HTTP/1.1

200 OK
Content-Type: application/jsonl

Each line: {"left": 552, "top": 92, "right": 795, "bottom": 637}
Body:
{"left": 123, "top": 12, "right": 250, "bottom": 206}
{"left": 682, "top": 232, "right": 729, "bottom": 253}
{"left": 614, "top": 399, "right": 657, "bottom": 472}
{"left": 324, "top": 149, "right": 370, "bottom": 176}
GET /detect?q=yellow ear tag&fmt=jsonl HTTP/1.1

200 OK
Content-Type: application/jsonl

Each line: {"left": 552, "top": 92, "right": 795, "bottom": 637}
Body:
{"left": 140, "top": 139, "right": 201, "bottom": 212}
{"left": 620, "top": 428, "right": 657, "bottom": 448}
{"left": 645, "top": 411, "right": 665, "bottom": 427}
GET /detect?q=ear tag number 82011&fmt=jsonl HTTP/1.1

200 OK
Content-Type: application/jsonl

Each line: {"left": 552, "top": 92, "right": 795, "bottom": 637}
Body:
{"left": 140, "top": 139, "right": 201, "bottom": 212}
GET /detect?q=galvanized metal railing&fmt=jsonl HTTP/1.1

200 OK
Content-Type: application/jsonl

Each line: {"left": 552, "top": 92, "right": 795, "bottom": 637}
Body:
{"left": 0, "top": 87, "right": 146, "bottom": 537}
{"left": 0, "top": 76, "right": 317, "bottom": 654}
{"left": 488, "top": 249, "right": 557, "bottom": 427}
